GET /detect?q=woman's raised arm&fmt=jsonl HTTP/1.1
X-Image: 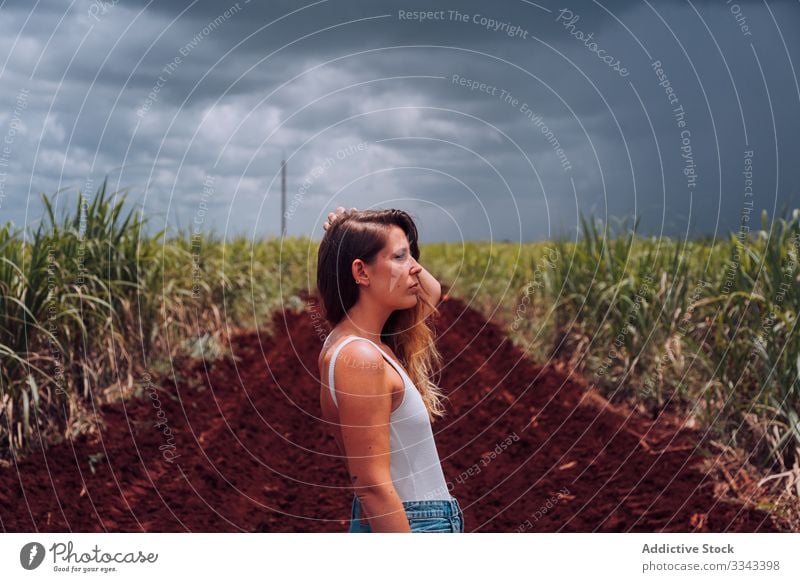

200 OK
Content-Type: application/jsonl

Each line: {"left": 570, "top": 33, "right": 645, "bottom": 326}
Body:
{"left": 416, "top": 264, "right": 442, "bottom": 319}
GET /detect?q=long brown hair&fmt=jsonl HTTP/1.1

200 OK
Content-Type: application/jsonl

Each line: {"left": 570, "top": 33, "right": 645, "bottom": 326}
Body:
{"left": 316, "top": 209, "right": 447, "bottom": 421}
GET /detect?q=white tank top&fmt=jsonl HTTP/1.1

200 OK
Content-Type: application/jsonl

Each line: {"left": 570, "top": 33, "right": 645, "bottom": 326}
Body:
{"left": 327, "top": 336, "right": 451, "bottom": 502}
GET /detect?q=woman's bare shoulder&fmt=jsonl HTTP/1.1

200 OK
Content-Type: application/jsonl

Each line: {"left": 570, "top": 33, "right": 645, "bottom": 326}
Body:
{"left": 329, "top": 341, "right": 391, "bottom": 399}
{"left": 318, "top": 330, "right": 382, "bottom": 373}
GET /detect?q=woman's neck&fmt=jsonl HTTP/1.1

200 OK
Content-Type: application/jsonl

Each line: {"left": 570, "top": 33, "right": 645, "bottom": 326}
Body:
{"left": 338, "top": 299, "right": 391, "bottom": 344}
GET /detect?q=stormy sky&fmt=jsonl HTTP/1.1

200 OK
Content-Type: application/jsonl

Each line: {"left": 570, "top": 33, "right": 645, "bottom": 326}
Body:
{"left": 0, "top": 0, "right": 798, "bottom": 242}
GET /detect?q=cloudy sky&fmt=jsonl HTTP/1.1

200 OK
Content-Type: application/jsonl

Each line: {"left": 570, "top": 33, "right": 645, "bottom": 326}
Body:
{"left": 0, "top": 0, "right": 798, "bottom": 242}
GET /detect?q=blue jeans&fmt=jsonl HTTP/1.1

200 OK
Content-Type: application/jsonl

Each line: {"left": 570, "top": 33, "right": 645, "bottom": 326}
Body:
{"left": 348, "top": 495, "right": 465, "bottom": 533}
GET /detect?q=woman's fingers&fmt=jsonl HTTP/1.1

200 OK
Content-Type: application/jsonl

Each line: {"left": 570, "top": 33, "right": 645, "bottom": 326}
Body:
{"left": 323, "top": 206, "right": 358, "bottom": 232}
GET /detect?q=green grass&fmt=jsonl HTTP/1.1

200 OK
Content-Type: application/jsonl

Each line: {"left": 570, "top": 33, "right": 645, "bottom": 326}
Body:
{"left": 423, "top": 211, "right": 800, "bottom": 485}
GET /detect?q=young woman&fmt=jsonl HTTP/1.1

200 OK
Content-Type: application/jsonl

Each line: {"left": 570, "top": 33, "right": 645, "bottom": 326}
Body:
{"left": 316, "top": 206, "right": 464, "bottom": 533}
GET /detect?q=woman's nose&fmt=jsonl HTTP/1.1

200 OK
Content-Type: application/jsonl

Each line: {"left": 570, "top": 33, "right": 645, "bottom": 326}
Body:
{"left": 411, "top": 261, "right": 422, "bottom": 275}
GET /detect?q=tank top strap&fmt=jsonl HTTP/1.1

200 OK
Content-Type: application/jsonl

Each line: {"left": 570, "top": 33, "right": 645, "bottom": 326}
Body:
{"left": 328, "top": 336, "right": 408, "bottom": 408}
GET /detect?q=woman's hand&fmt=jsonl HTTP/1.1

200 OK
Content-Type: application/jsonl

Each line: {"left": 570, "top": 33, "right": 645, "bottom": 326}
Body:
{"left": 323, "top": 206, "right": 358, "bottom": 231}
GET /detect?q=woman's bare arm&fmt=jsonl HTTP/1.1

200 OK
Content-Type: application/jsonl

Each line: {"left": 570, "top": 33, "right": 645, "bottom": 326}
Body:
{"left": 334, "top": 341, "right": 411, "bottom": 532}
{"left": 417, "top": 264, "right": 442, "bottom": 319}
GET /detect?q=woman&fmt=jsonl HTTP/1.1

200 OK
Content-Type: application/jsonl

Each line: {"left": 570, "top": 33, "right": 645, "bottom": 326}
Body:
{"left": 316, "top": 206, "right": 464, "bottom": 533}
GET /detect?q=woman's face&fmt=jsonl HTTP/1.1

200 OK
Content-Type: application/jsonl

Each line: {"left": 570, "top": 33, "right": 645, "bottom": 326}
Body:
{"left": 358, "top": 225, "right": 423, "bottom": 311}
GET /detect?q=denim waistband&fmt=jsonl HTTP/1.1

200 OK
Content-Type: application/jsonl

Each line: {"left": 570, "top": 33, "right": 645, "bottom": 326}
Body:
{"left": 400, "top": 497, "right": 462, "bottom": 519}
{"left": 352, "top": 494, "right": 462, "bottom": 519}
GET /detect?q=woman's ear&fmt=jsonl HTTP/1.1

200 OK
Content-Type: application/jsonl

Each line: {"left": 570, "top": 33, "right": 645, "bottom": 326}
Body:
{"left": 352, "top": 259, "right": 370, "bottom": 287}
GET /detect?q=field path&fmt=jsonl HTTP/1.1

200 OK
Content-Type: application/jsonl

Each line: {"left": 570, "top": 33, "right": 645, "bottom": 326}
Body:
{"left": 0, "top": 292, "right": 780, "bottom": 532}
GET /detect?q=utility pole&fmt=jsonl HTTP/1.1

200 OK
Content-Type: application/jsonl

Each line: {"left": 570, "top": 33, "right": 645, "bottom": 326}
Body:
{"left": 281, "top": 152, "right": 287, "bottom": 237}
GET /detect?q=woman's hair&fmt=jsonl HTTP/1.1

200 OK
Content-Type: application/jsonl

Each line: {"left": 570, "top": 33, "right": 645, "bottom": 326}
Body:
{"left": 316, "top": 209, "right": 447, "bottom": 421}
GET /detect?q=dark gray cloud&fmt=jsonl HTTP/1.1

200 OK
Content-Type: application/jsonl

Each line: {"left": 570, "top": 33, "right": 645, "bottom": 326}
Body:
{"left": 0, "top": 0, "right": 797, "bottom": 242}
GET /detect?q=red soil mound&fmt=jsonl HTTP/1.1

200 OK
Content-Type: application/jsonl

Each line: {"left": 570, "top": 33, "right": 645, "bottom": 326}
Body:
{"left": 0, "top": 293, "right": 779, "bottom": 532}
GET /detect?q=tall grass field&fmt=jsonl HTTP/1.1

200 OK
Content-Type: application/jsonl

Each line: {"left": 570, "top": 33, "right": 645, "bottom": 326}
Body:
{"left": 1, "top": 181, "right": 798, "bottom": 503}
